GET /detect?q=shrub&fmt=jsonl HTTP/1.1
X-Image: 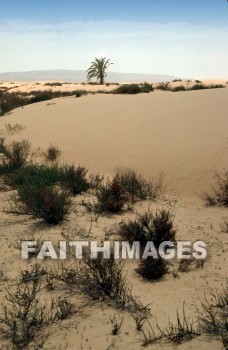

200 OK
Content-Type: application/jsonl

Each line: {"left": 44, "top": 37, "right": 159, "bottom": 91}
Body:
{"left": 113, "top": 84, "right": 141, "bottom": 94}
{"left": 156, "top": 82, "right": 171, "bottom": 91}
{"left": 0, "top": 140, "right": 30, "bottom": 169}
{"left": 75, "top": 90, "right": 87, "bottom": 97}
{"left": 15, "top": 184, "right": 72, "bottom": 224}
{"left": 203, "top": 171, "right": 228, "bottom": 207}
{"left": 28, "top": 90, "right": 53, "bottom": 103}
{"left": 94, "top": 175, "right": 130, "bottom": 213}
{"left": 118, "top": 210, "right": 176, "bottom": 249}
{"left": 171, "top": 85, "right": 186, "bottom": 92}
{"left": 140, "top": 82, "right": 154, "bottom": 93}
{"left": 43, "top": 144, "right": 61, "bottom": 162}
{"left": 198, "top": 283, "right": 228, "bottom": 348}
{"left": 172, "top": 79, "right": 182, "bottom": 82}
{"left": 137, "top": 256, "right": 168, "bottom": 280}
{"left": 115, "top": 168, "right": 162, "bottom": 203}
{"left": 59, "top": 165, "right": 89, "bottom": 195}
{"left": 0, "top": 270, "right": 48, "bottom": 349}
{"left": 43, "top": 82, "right": 62, "bottom": 86}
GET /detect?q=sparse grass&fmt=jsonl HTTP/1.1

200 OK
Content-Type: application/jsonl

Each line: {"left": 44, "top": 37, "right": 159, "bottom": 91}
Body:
{"left": 110, "top": 314, "right": 123, "bottom": 335}
{"left": 220, "top": 219, "right": 228, "bottom": 233}
{"left": 141, "top": 305, "right": 200, "bottom": 346}
{"left": 43, "top": 144, "right": 61, "bottom": 162}
{"left": 198, "top": 283, "right": 228, "bottom": 348}
{"left": 5, "top": 123, "right": 25, "bottom": 135}
{"left": 203, "top": 171, "right": 228, "bottom": 207}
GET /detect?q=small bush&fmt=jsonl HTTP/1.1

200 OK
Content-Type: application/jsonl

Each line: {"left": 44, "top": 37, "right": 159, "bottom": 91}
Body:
{"left": 0, "top": 270, "right": 49, "bottom": 349}
{"left": 198, "top": 283, "right": 228, "bottom": 348}
{"left": 172, "top": 79, "right": 182, "bottom": 82}
{"left": 140, "top": 82, "right": 154, "bottom": 93}
{"left": 203, "top": 171, "right": 228, "bottom": 207}
{"left": 118, "top": 210, "right": 176, "bottom": 249}
{"left": 195, "top": 80, "right": 202, "bottom": 83}
{"left": 137, "top": 257, "right": 168, "bottom": 280}
{"left": 15, "top": 184, "right": 72, "bottom": 224}
{"left": 43, "top": 82, "right": 62, "bottom": 86}
{"left": 171, "top": 85, "right": 186, "bottom": 92}
{"left": 156, "top": 82, "right": 171, "bottom": 91}
{"left": 75, "top": 90, "right": 85, "bottom": 97}
{"left": 113, "top": 84, "right": 141, "bottom": 94}
{"left": 59, "top": 165, "right": 89, "bottom": 195}
{"left": 0, "top": 140, "right": 30, "bottom": 169}
{"left": 28, "top": 90, "right": 53, "bottom": 103}
{"left": 43, "top": 144, "right": 61, "bottom": 162}
{"left": 94, "top": 175, "right": 130, "bottom": 213}
{"left": 115, "top": 168, "right": 162, "bottom": 203}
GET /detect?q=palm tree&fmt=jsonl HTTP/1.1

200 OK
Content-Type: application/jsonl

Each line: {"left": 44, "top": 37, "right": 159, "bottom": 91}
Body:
{"left": 86, "top": 57, "right": 113, "bottom": 85}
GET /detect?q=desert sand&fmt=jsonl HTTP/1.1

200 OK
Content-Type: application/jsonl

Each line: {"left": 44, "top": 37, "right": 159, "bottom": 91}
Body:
{"left": 0, "top": 82, "right": 227, "bottom": 350}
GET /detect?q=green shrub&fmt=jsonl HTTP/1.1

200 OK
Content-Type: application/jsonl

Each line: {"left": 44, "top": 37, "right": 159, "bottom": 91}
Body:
{"left": 0, "top": 140, "right": 30, "bottom": 169}
{"left": 43, "top": 144, "right": 61, "bottom": 162}
{"left": 115, "top": 168, "right": 162, "bottom": 202}
{"left": 113, "top": 84, "right": 141, "bottom": 94}
{"left": 43, "top": 82, "right": 62, "bottom": 86}
{"left": 59, "top": 165, "right": 89, "bottom": 195}
{"left": 28, "top": 90, "right": 53, "bottom": 103}
{"left": 156, "top": 82, "right": 171, "bottom": 91}
{"left": 171, "top": 85, "right": 186, "bottom": 92}
{"left": 94, "top": 175, "right": 130, "bottom": 213}
{"left": 15, "top": 184, "right": 72, "bottom": 224}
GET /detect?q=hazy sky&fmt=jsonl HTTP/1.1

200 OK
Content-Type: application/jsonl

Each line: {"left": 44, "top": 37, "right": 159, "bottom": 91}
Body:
{"left": 0, "top": 0, "right": 227, "bottom": 78}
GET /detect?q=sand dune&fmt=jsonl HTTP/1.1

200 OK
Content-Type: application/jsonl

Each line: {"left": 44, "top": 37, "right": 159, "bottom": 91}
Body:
{"left": 1, "top": 87, "right": 228, "bottom": 198}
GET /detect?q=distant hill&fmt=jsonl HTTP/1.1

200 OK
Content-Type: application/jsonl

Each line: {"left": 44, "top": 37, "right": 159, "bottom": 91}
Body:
{"left": 0, "top": 69, "right": 178, "bottom": 83}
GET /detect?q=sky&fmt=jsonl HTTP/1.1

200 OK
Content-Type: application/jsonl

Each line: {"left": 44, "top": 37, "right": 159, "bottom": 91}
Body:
{"left": 0, "top": 0, "right": 227, "bottom": 78}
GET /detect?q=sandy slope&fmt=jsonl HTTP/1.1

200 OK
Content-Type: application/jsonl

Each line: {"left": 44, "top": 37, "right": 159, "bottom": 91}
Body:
{"left": 1, "top": 86, "right": 228, "bottom": 198}
{"left": 0, "top": 84, "right": 227, "bottom": 350}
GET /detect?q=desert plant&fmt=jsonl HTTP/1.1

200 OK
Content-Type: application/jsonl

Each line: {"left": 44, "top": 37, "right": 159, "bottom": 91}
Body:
{"left": 59, "top": 164, "right": 89, "bottom": 195}
{"left": 203, "top": 171, "right": 228, "bottom": 207}
{"left": 0, "top": 139, "right": 30, "bottom": 169}
{"left": 43, "top": 144, "right": 61, "bottom": 162}
{"left": 198, "top": 283, "right": 228, "bottom": 348}
{"left": 115, "top": 168, "right": 162, "bottom": 202}
{"left": 156, "top": 82, "right": 171, "bottom": 91}
{"left": 43, "top": 82, "right": 62, "bottom": 86}
{"left": 137, "top": 256, "right": 168, "bottom": 280}
{"left": 110, "top": 314, "right": 123, "bottom": 335}
{"left": 87, "top": 57, "right": 113, "bottom": 84}
{"left": 220, "top": 219, "right": 228, "bottom": 233}
{"left": 158, "top": 305, "right": 200, "bottom": 344}
{"left": 0, "top": 272, "right": 49, "bottom": 349}
{"left": 118, "top": 209, "right": 176, "bottom": 249}
{"left": 113, "top": 84, "right": 141, "bottom": 94}
{"left": 14, "top": 184, "right": 72, "bottom": 224}
{"left": 94, "top": 175, "right": 130, "bottom": 213}
{"left": 171, "top": 85, "right": 186, "bottom": 92}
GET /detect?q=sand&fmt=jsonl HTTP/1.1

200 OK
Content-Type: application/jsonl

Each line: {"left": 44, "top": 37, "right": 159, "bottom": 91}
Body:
{"left": 0, "top": 82, "right": 227, "bottom": 350}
